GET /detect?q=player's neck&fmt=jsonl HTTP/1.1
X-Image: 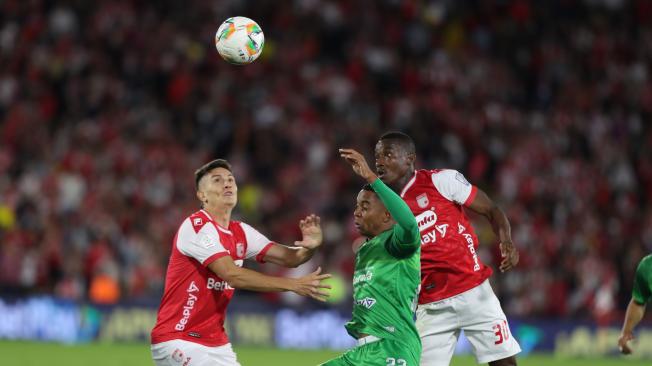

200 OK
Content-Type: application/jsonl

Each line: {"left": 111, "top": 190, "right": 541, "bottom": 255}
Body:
{"left": 204, "top": 206, "right": 232, "bottom": 228}
{"left": 392, "top": 170, "right": 414, "bottom": 192}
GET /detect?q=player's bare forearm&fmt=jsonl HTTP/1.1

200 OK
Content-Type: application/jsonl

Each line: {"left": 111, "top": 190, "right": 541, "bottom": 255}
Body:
{"left": 208, "top": 258, "right": 293, "bottom": 292}
{"left": 262, "top": 243, "right": 318, "bottom": 268}
{"left": 489, "top": 205, "right": 512, "bottom": 243}
{"left": 619, "top": 299, "right": 646, "bottom": 354}
{"left": 622, "top": 299, "right": 645, "bottom": 334}
{"left": 263, "top": 214, "right": 322, "bottom": 267}
{"left": 468, "top": 189, "right": 518, "bottom": 271}
{"left": 207, "top": 257, "right": 331, "bottom": 301}
{"left": 274, "top": 246, "right": 316, "bottom": 268}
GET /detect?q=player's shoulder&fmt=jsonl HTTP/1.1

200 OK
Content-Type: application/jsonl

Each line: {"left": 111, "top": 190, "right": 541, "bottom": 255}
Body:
{"left": 638, "top": 254, "right": 652, "bottom": 269}
{"left": 430, "top": 168, "right": 471, "bottom": 186}
{"left": 416, "top": 168, "right": 457, "bottom": 181}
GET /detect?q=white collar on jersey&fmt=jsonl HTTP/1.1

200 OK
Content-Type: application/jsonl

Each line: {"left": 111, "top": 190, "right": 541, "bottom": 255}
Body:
{"left": 399, "top": 170, "right": 418, "bottom": 198}
{"left": 200, "top": 209, "right": 233, "bottom": 235}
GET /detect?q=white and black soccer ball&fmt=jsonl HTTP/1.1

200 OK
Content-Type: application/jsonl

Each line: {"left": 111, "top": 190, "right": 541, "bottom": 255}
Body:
{"left": 215, "top": 16, "right": 265, "bottom": 65}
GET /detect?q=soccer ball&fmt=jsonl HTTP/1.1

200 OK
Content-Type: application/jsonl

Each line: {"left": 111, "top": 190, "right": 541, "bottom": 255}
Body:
{"left": 215, "top": 17, "right": 265, "bottom": 65}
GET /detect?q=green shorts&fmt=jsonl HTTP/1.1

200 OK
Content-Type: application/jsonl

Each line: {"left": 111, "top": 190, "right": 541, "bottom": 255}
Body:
{"left": 320, "top": 338, "right": 421, "bottom": 366}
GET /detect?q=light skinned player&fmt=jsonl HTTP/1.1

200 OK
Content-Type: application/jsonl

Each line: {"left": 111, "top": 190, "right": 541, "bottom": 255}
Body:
{"left": 150, "top": 159, "right": 331, "bottom": 366}
{"left": 374, "top": 132, "right": 520, "bottom": 366}
{"left": 618, "top": 254, "right": 652, "bottom": 354}
{"left": 320, "top": 148, "right": 422, "bottom": 366}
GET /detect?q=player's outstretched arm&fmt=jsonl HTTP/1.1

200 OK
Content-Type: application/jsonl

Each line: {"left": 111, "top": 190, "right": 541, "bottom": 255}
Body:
{"left": 370, "top": 178, "right": 419, "bottom": 254}
{"left": 339, "top": 148, "right": 419, "bottom": 256}
{"left": 619, "top": 298, "right": 646, "bottom": 354}
{"left": 466, "top": 189, "right": 519, "bottom": 272}
{"left": 207, "top": 257, "right": 331, "bottom": 301}
{"left": 261, "top": 214, "right": 323, "bottom": 268}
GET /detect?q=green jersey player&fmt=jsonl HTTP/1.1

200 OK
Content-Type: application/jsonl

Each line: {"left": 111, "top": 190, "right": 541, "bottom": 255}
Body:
{"left": 321, "top": 148, "right": 421, "bottom": 366}
{"left": 618, "top": 254, "right": 652, "bottom": 354}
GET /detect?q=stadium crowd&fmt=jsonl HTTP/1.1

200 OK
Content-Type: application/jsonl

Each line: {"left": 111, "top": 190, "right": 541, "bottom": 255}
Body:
{"left": 1, "top": 0, "right": 651, "bottom": 322}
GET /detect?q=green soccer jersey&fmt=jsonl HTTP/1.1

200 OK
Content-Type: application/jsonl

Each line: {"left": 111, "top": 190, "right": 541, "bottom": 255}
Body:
{"left": 345, "top": 178, "right": 421, "bottom": 346}
{"left": 633, "top": 254, "right": 652, "bottom": 305}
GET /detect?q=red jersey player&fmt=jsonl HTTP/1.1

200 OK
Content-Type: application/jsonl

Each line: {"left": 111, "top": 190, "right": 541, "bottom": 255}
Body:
{"left": 150, "top": 159, "right": 331, "bottom": 366}
{"left": 373, "top": 132, "right": 521, "bottom": 366}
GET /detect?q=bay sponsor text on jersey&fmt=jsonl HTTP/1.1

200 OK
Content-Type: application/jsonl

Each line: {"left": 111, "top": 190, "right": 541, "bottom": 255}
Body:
{"left": 175, "top": 281, "right": 199, "bottom": 331}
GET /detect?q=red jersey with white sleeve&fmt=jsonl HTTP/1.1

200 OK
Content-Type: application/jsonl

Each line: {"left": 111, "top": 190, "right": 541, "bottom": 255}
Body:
{"left": 150, "top": 209, "right": 274, "bottom": 347}
{"left": 400, "top": 169, "right": 493, "bottom": 304}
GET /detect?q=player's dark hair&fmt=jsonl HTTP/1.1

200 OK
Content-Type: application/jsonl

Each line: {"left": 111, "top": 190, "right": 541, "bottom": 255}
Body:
{"left": 195, "top": 159, "right": 233, "bottom": 189}
{"left": 379, "top": 131, "right": 416, "bottom": 154}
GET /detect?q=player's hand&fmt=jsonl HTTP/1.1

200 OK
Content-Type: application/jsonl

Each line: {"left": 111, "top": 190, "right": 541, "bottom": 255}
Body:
{"left": 292, "top": 267, "right": 332, "bottom": 302}
{"left": 294, "top": 214, "right": 322, "bottom": 249}
{"left": 618, "top": 331, "right": 635, "bottom": 354}
{"left": 499, "top": 241, "right": 519, "bottom": 272}
{"left": 339, "top": 148, "right": 377, "bottom": 183}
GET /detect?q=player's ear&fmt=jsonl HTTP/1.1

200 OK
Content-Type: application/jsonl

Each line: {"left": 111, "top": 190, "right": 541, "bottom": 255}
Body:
{"left": 407, "top": 152, "right": 416, "bottom": 165}
{"left": 196, "top": 190, "right": 205, "bottom": 203}
{"left": 384, "top": 210, "right": 392, "bottom": 223}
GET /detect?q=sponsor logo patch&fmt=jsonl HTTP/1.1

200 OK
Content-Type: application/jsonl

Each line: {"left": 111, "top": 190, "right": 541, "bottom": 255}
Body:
{"left": 236, "top": 243, "right": 245, "bottom": 257}
{"left": 356, "top": 297, "right": 377, "bottom": 309}
{"left": 415, "top": 210, "right": 437, "bottom": 231}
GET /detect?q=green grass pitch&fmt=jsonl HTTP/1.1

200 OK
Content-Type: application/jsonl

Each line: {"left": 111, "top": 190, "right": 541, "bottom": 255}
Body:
{"left": 1, "top": 341, "right": 649, "bottom": 366}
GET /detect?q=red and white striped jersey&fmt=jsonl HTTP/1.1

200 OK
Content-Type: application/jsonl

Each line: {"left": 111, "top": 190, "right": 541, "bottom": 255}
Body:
{"left": 151, "top": 209, "right": 273, "bottom": 347}
{"left": 400, "top": 169, "right": 492, "bottom": 304}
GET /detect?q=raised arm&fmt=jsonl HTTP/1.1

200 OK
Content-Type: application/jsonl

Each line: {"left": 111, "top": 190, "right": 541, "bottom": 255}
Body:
{"left": 207, "top": 257, "right": 331, "bottom": 302}
{"left": 340, "top": 148, "right": 419, "bottom": 256}
{"left": 466, "top": 189, "right": 519, "bottom": 272}
{"left": 370, "top": 178, "right": 419, "bottom": 251}
{"left": 261, "top": 214, "right": 323, "bottom": 268}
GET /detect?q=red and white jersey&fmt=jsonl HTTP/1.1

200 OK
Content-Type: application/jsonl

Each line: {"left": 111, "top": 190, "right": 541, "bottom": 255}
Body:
{"left": 400, "top": 169, "right": 492, "bottom": 304}
{"left": 151, "top": 209, "right": 274, "bottom": 347}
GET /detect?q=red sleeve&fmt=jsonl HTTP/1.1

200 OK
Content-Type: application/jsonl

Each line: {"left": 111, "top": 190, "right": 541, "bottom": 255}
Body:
{"left": 203, "top": 251, "right": 230, "bottom": 267}
{"left": 255, "top": 242, "right": 274, "bottom": 263}
{"left": 463, "top": 186, "right": 478, "bottom": 206}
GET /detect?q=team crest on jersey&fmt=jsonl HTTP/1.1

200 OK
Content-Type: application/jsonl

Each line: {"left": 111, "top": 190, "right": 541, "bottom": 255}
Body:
{"left": 171, "top": 349, "right": 184, "bottom": 362}
{"left": 236, "top": 243, "right": 245, "bottom": 257}
{"left": 416, "top": 193, "right": 429, "bottom": 208}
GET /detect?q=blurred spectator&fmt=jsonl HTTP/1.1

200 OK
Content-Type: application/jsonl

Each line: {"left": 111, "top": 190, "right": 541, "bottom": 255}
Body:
{"left": 1, "top": 0, "right": 651, "bottom": 322}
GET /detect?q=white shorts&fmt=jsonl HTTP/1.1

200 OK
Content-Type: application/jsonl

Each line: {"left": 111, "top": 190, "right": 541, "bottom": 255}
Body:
{"left": 151, "top": 339, "right": 240, "bottom": 366}
{"left": 416, "top": 279, "right": 521, "bottom": 365}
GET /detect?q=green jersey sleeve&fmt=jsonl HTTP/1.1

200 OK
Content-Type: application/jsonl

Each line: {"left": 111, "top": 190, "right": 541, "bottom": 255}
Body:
{"left": 370, "top": 178, "right": 420, "bottom": 258}
{"left": 632, "top": 255, "right": 652, "bottom": 305}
